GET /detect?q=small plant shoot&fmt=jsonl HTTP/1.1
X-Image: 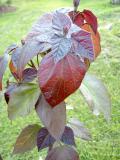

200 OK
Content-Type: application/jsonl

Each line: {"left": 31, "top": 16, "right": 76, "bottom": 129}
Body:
{"left": 0, "top": 0, "right": 111, "bottom": 159}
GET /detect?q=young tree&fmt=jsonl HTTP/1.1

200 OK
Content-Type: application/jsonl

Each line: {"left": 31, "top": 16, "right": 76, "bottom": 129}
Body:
{"left": 0, "top": 0, "right": 111, "bottom": 159}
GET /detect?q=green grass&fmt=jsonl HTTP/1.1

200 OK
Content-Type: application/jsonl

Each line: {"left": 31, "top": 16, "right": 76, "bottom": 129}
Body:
{"left": 0, "top": 0, "right": 120, "bottom": 159}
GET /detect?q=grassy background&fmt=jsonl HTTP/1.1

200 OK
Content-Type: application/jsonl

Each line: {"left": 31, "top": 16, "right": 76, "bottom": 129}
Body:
{"left": 0, "top": 0, "right": 120, "bottom": 159}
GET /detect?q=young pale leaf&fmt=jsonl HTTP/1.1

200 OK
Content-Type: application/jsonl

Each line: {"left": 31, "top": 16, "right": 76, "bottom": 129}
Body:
{"left": 13, "top": 124, "right": 40, "bottom": 154}
{"left": 45, "top": 145, "right": 80, "bottom": 160}
{"left": 80, "top": 73, "right": 111, "bottom": 122}
{"left": 69, "top": 118, "right": 92, "bottom": 141}
{"left": 17, "top": 40, "right": 50, "bottom": 78}
{"left": 26, "top": 13, "right": 53, "bottom": 42}
{"left": 36, "top": 95, "right": 66, "bottom": 140}
{"left": 11, "top": 46, "right": 22, "bottom": 69}
{"left": 38, "top": 53, "right": 86, "bottom": 107}
{"left": 0, "top": 54, "right": 9, "bottom": 90}
{"left": 0, "top": 44, "right": 16, "bottom": 90}
{"left": 37, "top": 126, "right": 75, "bottom": 151}
{"left": 37, "top": 127, "right": 55, "bottom": 151}
{"left": 82, "top": 10, "right": 98, "bottom": 33}
{"left": 8, "top": 83, "right": 40, "bottom": 120}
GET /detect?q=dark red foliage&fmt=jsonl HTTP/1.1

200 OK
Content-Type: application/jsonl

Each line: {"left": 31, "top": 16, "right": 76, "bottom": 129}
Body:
{"left": 69, "top": 9, "right": 98, "bottom": 33}
{"left": 38, "top": 53, "right": 86, "bottom": 107}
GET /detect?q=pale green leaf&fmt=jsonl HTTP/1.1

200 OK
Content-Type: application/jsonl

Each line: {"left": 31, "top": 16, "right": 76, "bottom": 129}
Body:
{"left": 13, "top": 124, "right": 40, "bottom": 154}
{"left": 8, "top": 83, "right": 40, "bottom": 120}
{"left": 80, "top": 73, "right": 111, "bottom": 122}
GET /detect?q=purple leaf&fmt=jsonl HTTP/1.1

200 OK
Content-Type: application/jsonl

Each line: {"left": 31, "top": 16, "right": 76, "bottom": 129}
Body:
{"left": 37, "top": 127, "right": 55, "bottom": 151}
{"left": 26, "top": 13, "right": 53, "bottom": 43}
{"left": 37, "top": 126, "right": 75, "bottom": 151}
{"left": 11, "top": 46, "right": 22, "bottom": 68}
{"left": 72, "top": 29, "right": 94, "bottom": 61}
{"left": 62, "top": 126, "right": 76, "bottom": 146}
{"left": 45, "top": 145, "right": 80, "bottom": 160}
{"left": 52, "top": 12, "right": 71, "bottom": 32}
{"left": 51, "top": 35, "right": 72, "bottom": 63}
{"left": 22, "top": 68, "right": 37, "bottom": 83}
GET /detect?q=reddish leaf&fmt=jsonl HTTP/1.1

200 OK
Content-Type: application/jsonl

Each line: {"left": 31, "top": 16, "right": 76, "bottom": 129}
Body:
{"left": 45, "top": 145, "right": 80, "bottom": 160}
{"left": 38, "top": 53, "right": 86, "bottom": 107}
{"left": 69, "top": 11, "right": 84, "bottom": 27}
{"left": 81, "top": 24, "right": 101, "bottom": 58}
{"left": 82, "top": 9, "right": 98, "bottom": 33}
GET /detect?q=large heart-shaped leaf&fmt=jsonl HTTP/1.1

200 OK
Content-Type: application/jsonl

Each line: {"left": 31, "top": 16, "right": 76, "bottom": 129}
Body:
{"left": 45, "top": 145, "right": 80, "bottom": 160}
{"left": 36, "top": 95, "right": 66, "bottom": 140}
{"left": 13, "top": 124, "right": 40, "bottom": 154}
{"left": 80, "top": 73, "right": 111, "bottom": 122}
{"left": 68, "top": 118, "right": 92, "bottom": 141}
{"left": 37, "top": 126, "right": 75, "bottom": 151}
{"left": 38, "top": 53, "right": 86, "bottom": 107}
{"left": 8, "top": 83, "right": 40, "bottom": 120}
